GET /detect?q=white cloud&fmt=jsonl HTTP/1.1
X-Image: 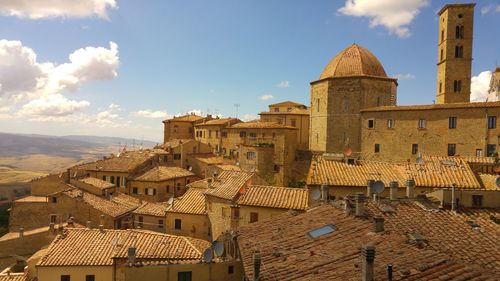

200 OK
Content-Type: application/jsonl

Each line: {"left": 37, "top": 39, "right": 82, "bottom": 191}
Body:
{"left": 94, "top": 103, "right": 127, "bottom": 127}
{"left": 132, "top": 110, "right": 170, "bottom": 119}
{"left": 338, "top": 0, "right": 429, "bottom": 38}
{"left": 497, "top": 5, "right": 500, "bottom": 13}
{"left": 260, "top": 94, "right": 274, "bottom": 101}
{"left": 395, "top": 73, "right": 416, "bottom": 80}
{"left": 241, "top": 114, "right": 258, "bottom": 121}
{"left": 18, "top": 94, "right": 90, "bottom": 117}
{"left": 276, "top": 81, "right": 289, "bottom": 88}
{"left": 471, "top": 71, "right": 492, "bottom": 102}
{"left": 481, "top": 5, "right": 500, "bottom": 15}
{"left": 0, "top": 40, "right": 119, "bottom": 117}
{"left": 0, "top": 0, "right": 117, "bottom": 20}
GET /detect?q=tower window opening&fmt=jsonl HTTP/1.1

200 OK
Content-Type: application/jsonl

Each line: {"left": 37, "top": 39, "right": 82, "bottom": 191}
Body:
{"left": 456, "top": 25, "right": 464, "bottom": 39}
{"left": 453, "top": 80, "right": 462, "bottom": 92}
{"left": 439, "top": 82, "right": 442, "bottom": 93}
{"left": 454, "top": 45, "right": 463, "bottom": 58}
{"left": 440, "top": 49, "right": 444, "bottom": 61}
{"left": 441, "top": 30, "right": 444, "bottom": 42}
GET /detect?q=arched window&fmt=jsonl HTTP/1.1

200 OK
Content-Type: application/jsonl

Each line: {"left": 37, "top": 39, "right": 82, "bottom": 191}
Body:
{"left": 173, "top": 125, "right": 178, "bottom": 133}
{"left": 454, "top": 45, "right": 463, "bottom": 58}
{"left": 439, "top": 82, "right": 442, "bottom": 93}
{"left": 456, "top": 25, "right": 464, "bottom": 39}
{"left": 441, "top": 30, "right": 444, "bottom": 42}
{"left": 440, "top": 49, "right": 444, "bottom": 61}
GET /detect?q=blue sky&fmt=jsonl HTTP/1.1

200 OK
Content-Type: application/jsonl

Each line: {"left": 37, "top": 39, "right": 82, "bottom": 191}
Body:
{"left": 0, "top": 0, "right": 499, "bottom": 142}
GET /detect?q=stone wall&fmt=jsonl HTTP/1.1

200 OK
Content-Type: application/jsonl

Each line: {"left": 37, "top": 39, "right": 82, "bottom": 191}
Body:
{"left": 165, "top": 212, "right": 211, "bottom": 241}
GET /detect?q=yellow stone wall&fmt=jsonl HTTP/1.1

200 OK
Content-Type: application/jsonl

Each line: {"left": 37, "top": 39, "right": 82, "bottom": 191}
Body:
{"left": 194, "top": 124, "right": 225, "bottom": 153}
{"left": 165, "top": 212, "right": 212, "bottom": 241}
{"left": 36, "top": 265, "right": 112, "bottom": 281}
{"left": 163, "top": 121, "right": 195, "bottom": 142}
{"left": 361, "top": 106, "right": 500, "bottom": 163}
{"left": 123, "top": 261, "right": 242, "bottom": 281}
{"left": 309, "top": 77, "right": 397, "bottom": 154}
{"left": 129, "top": 177, "right": 195, "bottom": 202}
{"left": 427, "top": 189, "right": 500, "bottom": 208}
{"left": 30, "top": 174, "right": 68, "bottom": 196}
{"left": 436, "top": 5, "right": 474, "bottom": 104}
{"left": 237, "top": 205, "right": 303, "bottom": 228}
{"left": 132, "top": 213, "right": 166, "bottom": 233}
{"left": 206, "top": 197, "right": 233, "bottom": 240}
{"left": 260, "top": 114, "right": 310, "bottom": 150}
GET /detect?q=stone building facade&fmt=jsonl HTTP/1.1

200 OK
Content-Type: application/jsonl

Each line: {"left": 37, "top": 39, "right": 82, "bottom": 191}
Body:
{"left": 194, "top": 117, "right": 241, "bottom": 153}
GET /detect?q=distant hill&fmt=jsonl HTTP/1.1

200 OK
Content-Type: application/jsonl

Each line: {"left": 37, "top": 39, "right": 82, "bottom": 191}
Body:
{"left": 0, "top": 133, "right": 157, "bottom": 158}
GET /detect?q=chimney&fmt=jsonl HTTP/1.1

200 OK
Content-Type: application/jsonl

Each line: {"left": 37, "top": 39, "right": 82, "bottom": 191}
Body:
{"left": 19, "top": 227, "right": 24, "bottom": 238}
{"left": 389, "top": 181, "right": 398, "bottom": 200}
{"left": 344, "top": 197, "right": 351, "bottom": 214}
{"left": 355, "top": 193, "right": 365, "bottom": 217}
{"left": 49, "top": 222, "right": 55, "bottom": 232}
{"left": 451, "top": 184, "right": 457, "bottom": 211}
{"left": 127, "top": 247, "right": 136, "bottom": 264}
{"left": 86, "top": 220, "right": 92, "bottom": 229}
{"left": 373, "top": 217, "right": 384, "bottom": 233}
{"left": 406, "top": 179, "right": 415, "bottom": 199}
{"left": 321, "top": 184, "right": 328, "bottom": 202}
{"left": 253, "top": 250, "right": 261, "bottom": 281}
{"left": 99, "top": 214, "right": 104, "bottom": 231}
{"left": 207, "top": 178, "right": 213, "bottom": 188}
{"left": 366, "top": 180, "right": 375, "bottom": 197}
{"left": 362, "top": 245, "right": 376, "bottom": 281}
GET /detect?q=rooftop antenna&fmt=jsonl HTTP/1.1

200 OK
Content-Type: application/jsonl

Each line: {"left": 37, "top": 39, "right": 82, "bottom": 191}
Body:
{"left": 234, "top": 103, "right": 240, "bottom": 118}
{"left": 139, "top": 136, "right": 144, "bottom": 151}
{"left": 133, "top": 139, "right": 136, "bottom": 151}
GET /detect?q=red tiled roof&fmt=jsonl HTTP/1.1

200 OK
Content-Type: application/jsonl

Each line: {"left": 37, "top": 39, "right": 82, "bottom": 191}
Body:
{"left": 236, "top": 185, "right": 308, "bottom": 210}
{"left": 361, "top": 101, "right": 500, "bottom": 112}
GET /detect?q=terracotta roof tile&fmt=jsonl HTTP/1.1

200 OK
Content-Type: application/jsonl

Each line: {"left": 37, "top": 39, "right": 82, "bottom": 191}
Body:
{"left": 157, "top": 139, "right": 193, "bottom": 150}
{"left": 163, "top": 114, "right": 205, "bottom": 123}
{"left": 237, "top": 185, "right": 308, "bottom": 210}
{"left": 86, "top": 150, "right": 155, "bottom": 173}
{"left": 194, "top": 117, "right": 241, "bottom": 126}
{"left": 361, "top": 101, "right": 500, "bottom": 112}
{"left": 260, "top": 107, "right": 309, "bottom": 115}
{"left": 0, "top": 275, "right": 27, "bottom": 281}
{"left": 167, "top": 187, "right": 207, "bottom": 215}
{"left": 62, "top": 188, "right": 140, "bottom": 218}
{"left": 308, "top": 155, "right": 482, "bottom": 189}
{"left": 79, "top": 177, "right": 115, "bottom": 189}
{"left": 133, "top": 202, "right": 169, "bottom": 217}
{"left": 478, "top": 174, "right": 500, "bottom": 190}
{"left": 320, "top": 44, "right": 389, "bottom": 79}
{"left": 204, "top": 171, "right": 256, "bottom": 200}
{"left": 215, "top": 164, "right": 242, "bottom": 171}
{"left": 133, "top": 166, "right": 194, "bottom": 182}
{"left": 37, "top": 228, "right": 210, "bottom": 267}
{"left": 228, "top": 121, "right": 297, "bottom": 130}
{"left": 268, "top": 101, "right": 305, "bottom": 107}
{"left": 193, "top": 155, "right": 224, "bottom": 165}
{"left": 237, "top": 202, "right": 498, "bottom": 280}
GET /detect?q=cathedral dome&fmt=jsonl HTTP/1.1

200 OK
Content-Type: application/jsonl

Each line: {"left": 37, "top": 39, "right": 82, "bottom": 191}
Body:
{"left": 319, "top": 44, "right": 388, "bottom": 79}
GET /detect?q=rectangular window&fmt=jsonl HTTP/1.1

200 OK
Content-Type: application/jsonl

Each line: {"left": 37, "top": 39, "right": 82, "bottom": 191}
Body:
{"left": 367, "top": 119, "right": 375, "bottom": 129}
{"left": 116, "top": 176, "right": 121, "bottom": 187}
{"left": 249, "top": 132, "right": 257, "bottom": 138}
{"left": 418, "top": 119, "right": 426, "bottom": 129}
{"left": 174, "top": 219, "right": 182, "bottom": 230}
{"left": 374, "top": 144, "right": 380, "bottom": 153}
{"left": 387, "top": 119, "right": 394, "bottom": 129}
{"left": 85, "top": 275, "right": 95, "bottom": 281}
{"left": 274, "top": 107, "right": 279, "bottom": 112}
{"left": 449, "top": 117, "right": 457, "bottom": 129}
{"left": 221, "top": 207, "right": 227, "bottom": 218}
{"left": 178, "top": 272, "right": 192, "bottom": 281}
{"left": 291, "top": 119, "right": 297, "bottom": 127}
{"left": 61, "top": 276, "right": 70, "bottom": 281}
{"left": 102, "top": 175, "right": 107, "bottom": 181}
{"left": 231, "top": 208, "right": 240, "bottom": 220}
{"left": 146, "top": 188, "right": 156, "bottom": 196}
{"left": 273, "top": 165, "right": 280, "bottom": 173}
{"left": 250, "top": 212, "right": 259, "bottom": 223}
{"left": 239, "top": 131, "right": 246, "bottom": 138}
{"left": 173, "top": 154, "right": 181, "bottom": 160}
{"left": 476, "top": 149, "right": 483, "bottom": 157}
{"left": 132, "top": 187, "right": 138, "bottom": 194}
{"left": 317, "top": 98, "right": 320, "bottom": 112}
{"left": 138, "top": 216, "right": 143, "bottom": 228}
{"left": 448, "top": 144, "right": 456, "bottom": 156}
{"left": 228, "top": 265, "right": 234, "bottom": 274}
{"left": 208, "top": 130, "right": 212, "bottom": 138}
{"left": 488, "top": 116, "right": 496, "bottom": 129}
{"left": 412, "top": 144, "right": 418, "bottom": 155}
{"left": 221, "top": 131, "right": 227, "bottom": 138}
{"left": 472, "top": 195, "right": 483, "bottom": 207}
{"left": 158, "top": 219, "right": 164, "bottom": 228}
{"left": 215, "top": 131, "right": 219, "bottom": 138}
{"left": 487, "top": 144, "right": 497, "bottom": 156}
{"left": 246, "top": 151, "right": 256, "bottom": 160}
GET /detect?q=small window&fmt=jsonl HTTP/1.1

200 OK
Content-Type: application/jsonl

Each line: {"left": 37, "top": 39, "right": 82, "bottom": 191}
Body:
{"left": 488, "top": 116, "right": 496, "bottom": 129}
{"left": 448, "top": 144, "right": 456, "bottom": 156}
{"left": 61, "top": 276, "right": 70, "bottom": 281}
{"left": 158, "top": 219, "right": 164, "bottom": 228}
{"left": 476, "top": 149, "right": 483, "bottom": 157}
{"left": 221, "top": 131, "right": 227, "bottom": 138}
{"left": 455, "top": 45, "right": 463, "bottom": 58}
{"left": 367, "top": 119, "right": 375, "bottom": 129}
{"left": 138, "top": 216, "right": 143, "bottom": 228}
{"left": 132, "top": 188, "right": 138, "bottom": 194}
{"left": 449, "top": 117, "right": 457, "bottom": 129}
{"left": 208, "top": 130, "right": 212, "bottom": 138}
{"left": 85, "top": 275, "right": 95, "bottom": 281}
{"left": 110, "top": 176, "right": 115, "bottom": 184}
{"left": 487, "top": 144, "right": 497, "bottom": 156}
{"left": 250, "top": 212, "right": 259, "bottom": 223}
{"left": 453, "top": 80, "right": 462, "bottom": 92}
{"left": 228, "top": 265, "right": 234, "bottom": 274}
{"left": 246, "top": 151, "right": 256, "bottom": 160}
{"left": 441, "top": 30, "right": 444, "bottom": 42}
{"left": 308, "top": 224, "right": 337, "bottom": 238}
{"left": 316, "top": 98, "right": 320, "bottom": 112}
{"left": 274, "top": 107, "right": 279, "bottom": 112}
{"left": 173, "top": 154, "right": 181, "bottom": 160}
{"left": 440, "top": 49, "right": 444, "bottom": 61}
{"left": 418, "top": 119, "right": 426, "bottom": 129}
{"left": 439, "top": 81, "right": 442, "bottom": 93}
{"left": 472, "top": 195, "right": 483, "bottom": 207}
{"left": 412, "top": 144, "right": 418, "bottom": 155}
{"left": 273, "top": 165, "right": 280, "bottom": 173}
{"left": 175, "top": 219, "right": 182, "bottom": 230}
{"left": 102, "top": 175, "right": 106, "bottom": 181}
{"left": 374, "top": 144, "right": 380, "bottom": 153}
{"left": 146, "top": 188, "right": 156, "bottom": 196}
{"left": 51, "top": 197, "right": 57, "bottom": 203}
{"left": 458, "top": 13, "right": 463, "bottom": 18}
{"left": 249, "top": 132, "right": 257, "bottom": 138}
{"left": 116, "top": 176, "right": 121, "bottom": 187}
{"left": 50, "top": 214, "right": 57, "bottom": 223}
{"left": 387, "top": 119, "right": 394, "bottom": 129}
{"left": 178, "top": 271, "right": 192, "bottom": 281}
{"left": 291, "top": 119, "right": 297, "bottom": 127}
{"left": 239, "top": 131, "right": 246, "bottom": 138}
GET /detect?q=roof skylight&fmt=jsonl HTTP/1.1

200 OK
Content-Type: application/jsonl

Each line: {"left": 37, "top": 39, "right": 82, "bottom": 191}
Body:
{"left": 308, "top": 224, "right": 337, "bottom": 238}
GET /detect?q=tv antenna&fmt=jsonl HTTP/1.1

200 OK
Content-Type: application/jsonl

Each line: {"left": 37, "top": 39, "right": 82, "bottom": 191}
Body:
{"left": 234, "top": 103, "right": 240, "bottom": 118}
